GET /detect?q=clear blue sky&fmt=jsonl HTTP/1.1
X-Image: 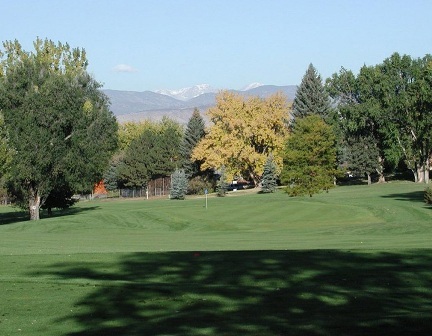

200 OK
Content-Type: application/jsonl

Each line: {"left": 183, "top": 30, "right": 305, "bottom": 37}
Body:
{"left": 2, "top": 0, "right": 431, "bottom": 91}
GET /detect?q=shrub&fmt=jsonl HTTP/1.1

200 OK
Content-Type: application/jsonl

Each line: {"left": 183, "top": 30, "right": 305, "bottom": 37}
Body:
{"left": 424, "top": 187, "right": 432, "bottom": 204}
{"left": 187, "top": 176, "right": 213, "bottom": 195}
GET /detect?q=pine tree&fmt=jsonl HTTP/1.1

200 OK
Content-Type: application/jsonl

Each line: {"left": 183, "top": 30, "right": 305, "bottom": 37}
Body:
{"left": 170, "top": 169, "right": 188, "bottom": 200}
{"left": 292, "top": 63, "right": 331, "bottom": 123}
{"left": 216, "top": 166, "right": 228, "bottom": 197}
{"left": 180, "top": 108, "right": 206, "bottom": 177}
{"left": 261, "top": 154, "right": 278, "bottom": 193}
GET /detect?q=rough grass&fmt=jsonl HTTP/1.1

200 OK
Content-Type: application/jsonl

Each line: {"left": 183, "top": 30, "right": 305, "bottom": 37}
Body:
{"left": 0, "top": 182, "right": 431, "bottom": 335}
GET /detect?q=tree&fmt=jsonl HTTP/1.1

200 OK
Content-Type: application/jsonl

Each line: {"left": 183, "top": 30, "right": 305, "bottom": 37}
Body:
{"left": 103, "top": 153, "right": 123, "bottom": 191}
{"left": 0, "top": 38, "right": 118, "bottom": 220}
{"left": 327, "top": 53, "right": 432, "bottom": 184}
{"left": 376, "top": 53, "right": 432, "bottom": 183}
{"left": 117, "top": 118, "right": 182, "bottom": 187}
{"left": 192, "top": 91, "right": 290, "bottom": 185}
{"left": 261, "top": 153, "right": 278, "bottom": 193}
{"left": 281, "top": 115, "right": 337, "bottom": 197}
{"left": 0, "top": 112, "right": 12, "bottom": 179}
{"left": 180, "top": 108, "right": 206, "bottom": 177}
{"left": 326, "top": 65, "right": 387, "bottom": 183}
{"left": 170, "top": 169, "right": 188, "bottom": 200}
{"left": 346, "top": 134, "right": 380, "bottom": 185}
{"left": 216, "top": 165, "right": 228, "bottom": 197}
{"left": 292, "top": 63, "right": 332, "bottom": 123}
{"left": 118, "top": 120, "right": 155, "bottom": 152}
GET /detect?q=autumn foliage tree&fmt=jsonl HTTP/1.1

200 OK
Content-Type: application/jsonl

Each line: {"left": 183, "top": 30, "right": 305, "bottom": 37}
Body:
{"left": 192, "top": 91, "right": 290, "bottom": 185}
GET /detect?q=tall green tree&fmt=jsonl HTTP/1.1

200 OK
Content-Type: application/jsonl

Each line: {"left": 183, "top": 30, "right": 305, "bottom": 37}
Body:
{"left": 292, "top": 63, "right": 332, "bottom": 123}
{"left": 327, "top": 65, "right": 387, "bottom": 182}
{"left": 180, "top": 108, "right": 206, "bottom": 177}
{"left": 0, "top": 112, "right": 12, "bottom": 179}
{"left": 261, "top": 153, "right": 278, "bottom": 193}
{"left": 376, "top": 53, "right": 432, "bottom": 183}
{"left": 117, "top": 118, "right": 182, "bottom": 187}
{"left": 328, "top": 53, "right": 432, "bottom": 183}
{"left": 0, "top": 38, "right": 118, "bottom": 220}
{"left": 346, "top": 134, "right": 380, "bottom": 185}
{"left": 281, "top": 115, "right": 337, "bottom": 197}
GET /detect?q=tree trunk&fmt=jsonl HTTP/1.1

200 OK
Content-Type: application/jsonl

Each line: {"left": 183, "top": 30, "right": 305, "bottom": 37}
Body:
{"left": 411, "top": 169, "right": 418, "bottom": 183}
{"left": 28, "top": 187, "right": 41, "bottom": 221}
{"left": 367, "top": 173, "right": 371, "bottom": 185}
{"left": 417, "top": 165, "right": 425, "bottom": 183}
{"left": 425, "top": 160, "right": 430, "bottom": 184}
{"left": 377, "top": 157, "right": 385, "bottom": 183}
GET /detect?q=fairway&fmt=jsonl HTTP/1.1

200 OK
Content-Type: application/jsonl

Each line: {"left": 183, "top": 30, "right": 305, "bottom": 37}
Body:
{"left": 1, "top": 182, "right": 432, "bottom": 335}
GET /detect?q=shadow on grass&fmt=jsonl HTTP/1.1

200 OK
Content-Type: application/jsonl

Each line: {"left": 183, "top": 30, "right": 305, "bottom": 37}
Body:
{"left": 33, "top": 250, "right": 432, "bottom": 336}
{"left": 381, "top": 191, "right": 425, "bottom": 203}
{"left": 0, "top": 205, "right": 100, "bottom": 225}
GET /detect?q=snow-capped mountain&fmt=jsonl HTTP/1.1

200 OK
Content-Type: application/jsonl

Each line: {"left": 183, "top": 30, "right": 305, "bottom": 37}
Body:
{"left": 155, "top": 84, "right": 217, "bottom": 101}
{"left": 240, "top": 82, "right": 264, "bottom": 91}
{"left": 103, "top": 83, "right": 297, "bottom": 123}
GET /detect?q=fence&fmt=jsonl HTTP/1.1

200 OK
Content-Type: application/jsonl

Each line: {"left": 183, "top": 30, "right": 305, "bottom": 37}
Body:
{"left": 0, "top": 196, "right": 11, "bottom": 205}
{"left": 119, "top": 176, "right": 171, "bottom": 199}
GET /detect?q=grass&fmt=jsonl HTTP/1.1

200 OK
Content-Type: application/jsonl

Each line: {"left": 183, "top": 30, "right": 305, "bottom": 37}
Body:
{"left": 0, "top": 182, "right": 431, "bottom": 335}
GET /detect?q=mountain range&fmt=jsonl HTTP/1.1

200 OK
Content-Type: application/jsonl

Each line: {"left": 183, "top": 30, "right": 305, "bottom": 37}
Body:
{"left": 103, "top": 84, "right": 297, "bottom": 124}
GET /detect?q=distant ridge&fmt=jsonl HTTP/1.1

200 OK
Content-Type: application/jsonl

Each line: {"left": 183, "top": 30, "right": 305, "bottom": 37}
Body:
{"left": 103, "top": 84, "right": 297, "bottom": 123}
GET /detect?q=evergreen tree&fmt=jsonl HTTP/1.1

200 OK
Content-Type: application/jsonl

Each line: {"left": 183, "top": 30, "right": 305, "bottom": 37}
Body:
{"left": 170, "top": 169, "right": 188, "bottom": 200}
{"left": 281, "top": 115, "right": 337, "bottom": 197}
{"left": 216, "top": 166, "right": 228, "bottom": 197}
{"left": 292, "top": 63, "right": 332, "bottom": 123}
{"left": 103, "top": 153, "right": 123, "bottom": 191}
{"left": 261, "top": 153, "right": 278, "bottom": 193}
{"left": 180, "top": 108, "right": 206, "bottom": 177}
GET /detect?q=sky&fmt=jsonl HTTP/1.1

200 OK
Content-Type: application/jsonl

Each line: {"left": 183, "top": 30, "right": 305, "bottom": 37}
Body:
{"left": 2, "top": 0, "right": 432, "bottom": 92}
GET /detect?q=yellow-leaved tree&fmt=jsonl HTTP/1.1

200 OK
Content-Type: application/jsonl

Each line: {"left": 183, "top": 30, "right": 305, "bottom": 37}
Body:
{"left": 192, "top": 91, "right": 291, "bottom": 186}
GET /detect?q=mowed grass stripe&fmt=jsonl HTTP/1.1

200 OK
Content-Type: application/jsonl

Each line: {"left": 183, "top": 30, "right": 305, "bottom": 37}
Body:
{"left": 1, "top": 182, "right": 431, "bottom": 254}
{"left": 1, "top": 182, "right": 432, "bottom": 335}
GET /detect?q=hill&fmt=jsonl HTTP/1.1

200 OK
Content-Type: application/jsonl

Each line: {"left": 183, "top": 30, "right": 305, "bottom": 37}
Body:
{"left": 103, "top": 84, "right": 297, "bottom": 123}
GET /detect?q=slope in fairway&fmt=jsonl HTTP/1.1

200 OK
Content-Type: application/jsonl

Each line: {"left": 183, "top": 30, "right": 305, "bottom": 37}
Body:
{"left": 0, "top": 182, "right": 431, "bottom": 335}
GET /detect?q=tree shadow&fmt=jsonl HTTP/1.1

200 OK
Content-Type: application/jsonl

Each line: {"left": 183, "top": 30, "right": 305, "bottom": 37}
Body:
{"left": 0, "top": 205, "right": 100, "bottom": 225}
{"left": 381, "top": 191, "right": 425, "bottom": 203}
{"left": 30, "top": 250, "right": 432, "bottom": 335}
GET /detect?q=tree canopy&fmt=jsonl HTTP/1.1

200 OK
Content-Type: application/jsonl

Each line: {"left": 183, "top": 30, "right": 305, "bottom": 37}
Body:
{"left": 281, "top": 115, "right": 337, "bottom": 197}
{"left": 327, "top": 53, "right": 432, "bottom": 183}
{"left": 0, "top": 38, "right": 118, "bottom": 220}
{"left": 117, "top": 118, "right": 182, "bottom": 187}
{"left": 192, "top": 91, "right": 290, "bottom": 185}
